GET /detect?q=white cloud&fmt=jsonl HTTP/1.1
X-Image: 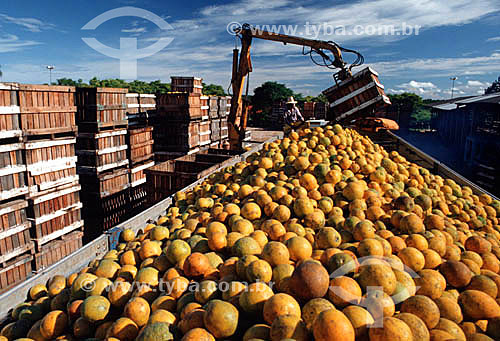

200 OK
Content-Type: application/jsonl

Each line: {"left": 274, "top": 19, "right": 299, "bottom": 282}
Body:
{"left": 486, "top": 36, "right": 500, "bottom": 42}
{"left": 0, "top": 34, "right": 41, "bottom": 53}
{"left": 121, "top": 27, "right": 147, "bottom": 34}
{"left": 395, "top": 80, "right": 438, "bottom": 95}
{"left": 467, "top": 80, "right": 488, "bottom": 87}
{"left": 0, "top": 13, "right": 56, "bottom": 32}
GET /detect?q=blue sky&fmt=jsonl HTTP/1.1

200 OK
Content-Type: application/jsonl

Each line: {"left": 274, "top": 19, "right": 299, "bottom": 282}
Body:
{"left": 0, "top": 0, "right": 499, "bottom": 99}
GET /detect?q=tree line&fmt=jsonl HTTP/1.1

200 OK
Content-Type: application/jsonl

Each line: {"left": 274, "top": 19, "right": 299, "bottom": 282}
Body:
{"left": 55, "top": 77, "right": 226, "bottom": 96}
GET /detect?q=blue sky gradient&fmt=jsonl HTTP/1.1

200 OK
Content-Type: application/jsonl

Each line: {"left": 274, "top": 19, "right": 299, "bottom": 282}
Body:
{"left": 1, "top": 0, "right": 499, "bottom": 99}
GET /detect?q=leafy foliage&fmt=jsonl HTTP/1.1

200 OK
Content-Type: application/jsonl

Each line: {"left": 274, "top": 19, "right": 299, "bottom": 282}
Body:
{"left": 202, "top": 83, "right": 226, "bottom": 96}
{"left": 485, "top": 76, "right": 500, "bottom": 94}
{"left": 56, "top": 78, "right": 172, "bottom": 94}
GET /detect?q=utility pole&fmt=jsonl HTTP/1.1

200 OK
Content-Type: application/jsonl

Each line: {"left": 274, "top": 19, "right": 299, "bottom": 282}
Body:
{"left": 450, "top": 77, "right": 457, "bottom": 99}
{"left": 46, "top": 65, "right": 55, "bottom": 85}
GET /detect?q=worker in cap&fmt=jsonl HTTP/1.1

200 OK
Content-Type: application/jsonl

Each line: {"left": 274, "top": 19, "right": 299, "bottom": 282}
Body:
{"left": 283, "top": 96, "right": 305, "bottom": 133}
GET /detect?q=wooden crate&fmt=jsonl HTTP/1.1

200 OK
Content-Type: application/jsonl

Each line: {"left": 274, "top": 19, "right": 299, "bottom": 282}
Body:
{"left": 0, "top": 253, "right": 32, "bottom": 293}
{"left": 76, "top": 129, "right": 129, "bottom": 172}
{"left": 315, "top": 102, "right": 327, "bottom": 119}
{"left": 171, "top": 77, "right": 203, "bottom": 94}
{"left": 156, "top": 93, "right": 201, "bottom": 106}
{"left": 199, "top": 121, "right": 211, "bottom": 147}
{"left": 220, "top": 119, "right": 229, "bottom": 139}
{"left": 153, "top": 121, "right": 200, "bottom": 152}
{"left": 218, "top": 97, "right": 228, "bottom": 117}
{"left": 0, "top": 200, "right": 33, "bottom": 264}
{"left": 126, "top": 93, "right": 157, "bottom": 127}
{"left": 0, "top": 83, "right": 22, "bottom": 140}
{"left": 130, "top": 160, "right": 155, "bottom": 187}
{"left": 31, "top": 203, "right": 83, "bottom": 251}
{"left": 126, "top": 93, "right": 140, "bottom": 115}
{"left": 78, "top": 167, "right": 130, "bottom": 198}
{"left": 17, "top": 84, "right": 77, "bottom": 136}
{"left": 155, "top": 151, "right": 186, "bottom": 163}
{"left": 200, "top": 96, "right": 209, "bottom": 120}
{"left": 145, "top": 153, "right": 231, "bottom": 204}
{"left": 0, "top": 142, "right": 28, "bottom": 201}
{"left": 76, "top": 87, "right": 128, "bottom": 131}
{"left": 211, "top": 119, "right": 221, "bottom": 142}
{"left": 34, "top": 230, "right": 83, "bottom": 271}
{"left": 24, "top": 137, "right": 78, "bottom": 194}
{"left": 28, "top": 183, "right": 81, "bottom": 227}
{"left": 322, "top": 67, "right": 391, "bottom": 122}
{"left": 81, "top": 189, "right": 130, "bottom": 234}
{"left": 209, "top": 96, "right": 219, "bottom": 119}
{"left": 128, "top": 126, "right": 154, "bottom": 165}
{"left": 130, "top": 182, "right": 148, "bottom": 213}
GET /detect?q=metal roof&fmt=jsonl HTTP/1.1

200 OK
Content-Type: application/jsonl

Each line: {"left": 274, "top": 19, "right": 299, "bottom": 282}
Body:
{"left": 456, "top": 93, "right": 500, "bottom": 105}
{"left": 433, "top": 103, "right": 458, "bottom": 111}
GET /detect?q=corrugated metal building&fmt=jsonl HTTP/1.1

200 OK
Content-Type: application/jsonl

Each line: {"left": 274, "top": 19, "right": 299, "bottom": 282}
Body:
{"left": 431, "top": 93, "right": 500, "bottom": 193}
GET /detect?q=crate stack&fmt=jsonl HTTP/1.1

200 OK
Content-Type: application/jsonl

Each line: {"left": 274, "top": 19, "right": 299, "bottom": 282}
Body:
{"left": 303, "top": 102, "right": 315, "bottom": 120}
{"left": 76, "top": 88, "right": 130, "bottom": 236}
{"left": 153, "top": 77, "right": 205, "bottom": 160}
{"left": 126, "top": 93, "right": 156, "bottom": 127}
{"left": 0, "top": 83, "right": 33, "bottom": 290}
{"left": 209, "top": 96, "right": 220, "bottom": 148}
{"left": 314, "top": 102, "right": 327, "bottom": 120}
{"left": 126, "top": 94, "right": 155, "bottom": 211}
{"left": 19, "top": 84, "right": 83, "bottom": 273}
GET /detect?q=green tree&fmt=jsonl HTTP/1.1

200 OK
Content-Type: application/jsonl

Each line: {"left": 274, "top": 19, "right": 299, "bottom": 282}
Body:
{"left": 485, "top": 76, "right": 500, "bottom": 94}
{"left": 202, "top": 83, "right": 226, "bottom": 96}
{"left": 251, "top": 81, "right": 294, "bottom": 113}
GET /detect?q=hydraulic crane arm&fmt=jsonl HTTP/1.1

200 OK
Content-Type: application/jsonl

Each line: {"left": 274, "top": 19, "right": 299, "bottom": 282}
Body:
{"left": 228, "top": 24, "right": 362, "bottom": 150}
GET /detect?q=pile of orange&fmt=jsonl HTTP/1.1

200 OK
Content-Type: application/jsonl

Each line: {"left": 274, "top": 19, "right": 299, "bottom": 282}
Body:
{"left": 3, "top": 124, "right": 500, "bottom": 340}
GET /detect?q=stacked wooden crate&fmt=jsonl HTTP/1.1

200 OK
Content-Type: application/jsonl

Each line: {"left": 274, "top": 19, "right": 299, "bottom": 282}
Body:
{"left": 153, "top": 77, "right": 205, "bottom": 160}
{"left": 314, "top": 102, "right": 327, "bottom": 119}
{"left": 76, "top": 87, "right": 130, "bottom": 235}
{"left": 126, "top": 93, "right": 156, "bottom": 127}
{"left": 303, "top": 102, "right": 315, "bottom": 120}
{"left": 18, "top": 85, "right": 84, "bottom": 273}
{"left": 126, "top": 92, "right": 155, "bottom": 210}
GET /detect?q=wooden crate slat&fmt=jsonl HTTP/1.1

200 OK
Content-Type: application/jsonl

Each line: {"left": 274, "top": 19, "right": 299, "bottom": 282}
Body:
{"left": 0, "top": 253, "right": 33, "bottom": 293}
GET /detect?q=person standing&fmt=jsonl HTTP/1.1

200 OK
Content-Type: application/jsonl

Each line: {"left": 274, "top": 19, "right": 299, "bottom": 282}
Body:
{"left": 283, "top": 97, "right": 305, "bottom": 133}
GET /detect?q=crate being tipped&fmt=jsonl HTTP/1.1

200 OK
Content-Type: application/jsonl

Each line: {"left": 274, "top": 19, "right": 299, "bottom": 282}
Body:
{"left": 323, "top": 67, "right": 391, "bottom": 123}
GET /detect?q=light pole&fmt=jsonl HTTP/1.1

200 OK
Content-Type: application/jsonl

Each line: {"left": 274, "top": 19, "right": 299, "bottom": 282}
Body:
{"left": 450, "top": 77, "right": 457, "bottom": 99}
{"left": 46, "top": 65, "right": 55, "bottom": 85}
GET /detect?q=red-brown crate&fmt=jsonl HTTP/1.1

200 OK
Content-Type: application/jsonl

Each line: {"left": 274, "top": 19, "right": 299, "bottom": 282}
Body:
{"left": 322, "top": 67, "right": 391, "bottom": 122}
{"left": 34, "top": 230, "right": 83, "bottom": 271}
{"left": 18, "top": 84, "right": 77, "bottom": 135}
{"left": 220, "top": 119, "right": 229, "bottom": 138}
{"left": 75, "top": 87, "right": 128, "bottom": 130}
{"left": 126, "top": 93, "right": 140, "bottom": 115}
{"left": 128, "top": 126, "right": 154, "bottom": 165}
{"left": 156, "top": 93, "right": 201, "bottom": 106}
{"left": 211, "top": 119, "right": 221, "bottom": 141}
{"left": 31, "top": 204, "right": 83, "bottom": 250}
{"left": 170, "top": 77, "right": 203, "bottom": 94}
{"left": 153, "top": 121, "right": 200, "bottom": 152}
{"left": 130, "top": 160, "right": 155, "bottom": 187}
{"left": 24, "top": 137, "right": 78, "bottom": 194}
{"left": 0, "top": 142, "right": 28, "bottom": 201}
{"left": 199, "top": 121, "right": 211, "bottom": 147}
{"left": 0, "top": 83, "right": 22, "bottom": 139}
{"left": 0, "top": 200, "right": 33, "bottom": 264}
{"left": 78, "top": 167, "right": 130, "bottom": 198}
{"left": 76, "top": 129, "right": 129, "bottom": 172}
{"left": 0, "top": 253, "right": 32, "bottom": 293}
